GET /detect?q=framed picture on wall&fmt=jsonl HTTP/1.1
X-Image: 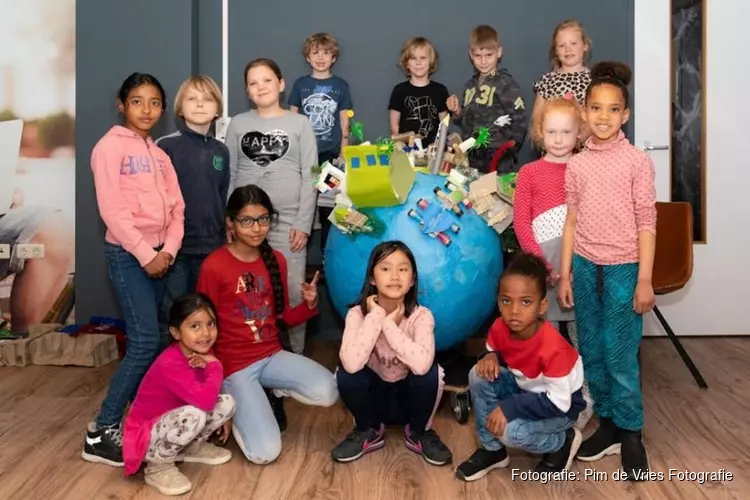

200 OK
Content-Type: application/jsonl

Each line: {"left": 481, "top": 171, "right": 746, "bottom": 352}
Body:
{"left": 671, "top": 0, "right": 706, "bottom": 243}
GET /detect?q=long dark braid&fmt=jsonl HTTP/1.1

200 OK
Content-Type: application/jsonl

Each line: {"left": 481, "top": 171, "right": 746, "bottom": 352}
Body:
{"left": 259, "top": 239, "right": 285, "bottom": 315}
{"left": 226, "top": 185, "right": 284, "bottom": 315}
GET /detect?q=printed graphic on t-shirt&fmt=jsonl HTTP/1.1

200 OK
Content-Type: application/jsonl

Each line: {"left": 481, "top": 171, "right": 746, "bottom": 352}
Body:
{"left": 302, "top": 87, "right": 338, "bottom": 141}
{"left": 404, "top": 95, "right": 439, "bottom": 140}
{"left": 234, "top": 271, "right": 274, "bottom": 343}
{"left": 240, "top": 130, "right": 290, "bottom": 167}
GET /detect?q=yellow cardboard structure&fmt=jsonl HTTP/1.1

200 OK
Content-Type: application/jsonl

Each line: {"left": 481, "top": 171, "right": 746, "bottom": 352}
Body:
{"left": 344, "top": 145, "right": 415, "bottom": 208}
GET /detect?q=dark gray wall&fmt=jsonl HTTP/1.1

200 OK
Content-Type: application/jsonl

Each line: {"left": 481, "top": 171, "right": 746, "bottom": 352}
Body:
{"left": 75, "top": 0, "right": 632, "bottom": 320}
{"left": 75, "top": 0, "right": 221, "bottom": 320}
{"left": 227, "top": 0, "right": 635, "bottom": 155}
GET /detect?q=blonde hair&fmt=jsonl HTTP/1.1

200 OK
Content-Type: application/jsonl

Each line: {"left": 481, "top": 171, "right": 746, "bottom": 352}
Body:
{"left": 549, "top": 20, "right": 592, "bottom": 70}
{"left": 470, "top": 25, "right": 500, "bottom": 50}
{"left": 303, "top": 33, "right": 340, "bottom": 59}
{"left": 174, "top": 75, "right": 223, "bottom": 117}
{"left": 530, "top": 97, "right": 582, "bottom": 150}
{"left": 398, "top": 37, "right": 439, "bottom": 75}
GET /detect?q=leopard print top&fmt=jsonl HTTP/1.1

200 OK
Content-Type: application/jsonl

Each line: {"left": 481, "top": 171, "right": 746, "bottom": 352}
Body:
{"left": 533, "top": 69, "right": 591, "bottom": 106}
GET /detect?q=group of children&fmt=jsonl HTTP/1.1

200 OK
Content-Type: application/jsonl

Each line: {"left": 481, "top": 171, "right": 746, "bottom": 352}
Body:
{"left": 79, "top": 17, "right": 656, "bottom": 496}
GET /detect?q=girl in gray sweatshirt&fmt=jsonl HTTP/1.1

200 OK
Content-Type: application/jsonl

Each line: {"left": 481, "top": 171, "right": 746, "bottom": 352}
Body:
{"left": 225, "top": 58, "right": 318, "bottom": 354}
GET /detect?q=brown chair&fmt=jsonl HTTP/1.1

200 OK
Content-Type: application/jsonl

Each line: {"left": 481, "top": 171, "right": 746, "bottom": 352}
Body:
{"left": 652, "top": 201, "right": 707, "bottom": 388}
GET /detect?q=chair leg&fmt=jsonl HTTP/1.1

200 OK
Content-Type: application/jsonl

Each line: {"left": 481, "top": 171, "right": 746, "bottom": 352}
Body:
{"left": 652, "top": 305, "right": 708, "bottom": 389}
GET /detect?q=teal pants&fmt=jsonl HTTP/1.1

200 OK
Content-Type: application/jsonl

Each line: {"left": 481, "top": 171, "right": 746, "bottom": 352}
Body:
{"left": 572, "top": 254, "right": 643, "bottom": 430}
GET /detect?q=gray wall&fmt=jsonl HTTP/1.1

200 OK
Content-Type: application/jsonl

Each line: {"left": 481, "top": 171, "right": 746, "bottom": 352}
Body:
{"left": 76, "top": 0, "right": 632, "bottom": 321}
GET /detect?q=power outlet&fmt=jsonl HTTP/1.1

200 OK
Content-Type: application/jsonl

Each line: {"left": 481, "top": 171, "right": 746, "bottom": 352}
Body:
{"left": 15, "top": 243, "right": 45, "bottom": 259}
{"left": 0, "top": 244, "right": 9, "bottom": 260}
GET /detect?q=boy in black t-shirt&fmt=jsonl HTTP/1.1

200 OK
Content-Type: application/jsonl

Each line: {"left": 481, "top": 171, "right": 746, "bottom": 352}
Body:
{"left": 388, "top": 37, "right": 449, "bottom": 147}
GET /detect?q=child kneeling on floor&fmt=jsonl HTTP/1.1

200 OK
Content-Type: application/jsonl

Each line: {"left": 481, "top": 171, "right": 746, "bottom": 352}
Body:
{"left": 456, "top": 252, "right": 586, "bottom": 482}
{"left": 123, "top": 293, "right": 235, "bottom": 496}
{"left": 333, "top": 241, "right": 452, "bottom": 466}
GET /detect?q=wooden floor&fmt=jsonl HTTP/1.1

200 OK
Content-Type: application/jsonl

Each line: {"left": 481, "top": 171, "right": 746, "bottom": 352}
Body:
{"left": 0, "top": 337, "right": 748, "bottom": 500}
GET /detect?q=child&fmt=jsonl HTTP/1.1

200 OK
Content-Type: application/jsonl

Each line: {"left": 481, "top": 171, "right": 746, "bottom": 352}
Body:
{"left": 388, "top": 37, "right": 449, "bottom": 146}
{"left": 533, "top": 20, "right": 592, "bottom": 111}
{"left": 455, "top": 253, "right": 586, "bottom": 482}
{"left": 289, "top": 33, "right": 352, "bottom": 165}
{"left": 156, "top": 76, "right": 230, "bottom": 342}
{"left": 289, "top": 33, "right": 352, "bottom": 255}
{"left": 512, "top": 96, "right": 593, "bottom": 429}
{"left": 333, "top": 241, "right": 452, "bottom": 466}
{"left": 446, "top": 25, "right": 527, "bottom": 174}
{"left": 83, "top": 73, "right": 185, "bottom": 467}
{"left": 558, "top": 61, "right": 656, "bottom": 480}
{"left": 196, "top": 184, "right": 338, "bottom": 465}
{"left": 225, "top": 58, "right": 318, "bottom": 355}
{"left": 532, "top": 20, "right": 593, "bottom": 144}
{"left": 123, "top": 293, "right": 235, "bottom": 496}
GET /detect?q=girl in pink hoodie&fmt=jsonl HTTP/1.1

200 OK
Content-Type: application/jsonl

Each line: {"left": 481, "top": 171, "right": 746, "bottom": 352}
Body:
{"left": 82, "top": 73, "right": 185, "bottom": 469}
{"left": 332, "top": 241, "right": 452, "bottom": 467}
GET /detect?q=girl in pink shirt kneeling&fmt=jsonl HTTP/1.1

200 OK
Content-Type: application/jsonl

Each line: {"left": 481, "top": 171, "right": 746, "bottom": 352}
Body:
{"left": 333, "top": 241, "right": 452, "bottom": 466}
{"left": 558, "top": 61, "right": 656, "bottom": 480}
{"left": 123, "top": 293, "right": 235, "bottom": 496}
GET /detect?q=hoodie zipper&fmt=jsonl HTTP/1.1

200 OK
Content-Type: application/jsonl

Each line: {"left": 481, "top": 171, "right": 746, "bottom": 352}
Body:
{"left": 145, "top": 139, "right": 168, "bottom": 245}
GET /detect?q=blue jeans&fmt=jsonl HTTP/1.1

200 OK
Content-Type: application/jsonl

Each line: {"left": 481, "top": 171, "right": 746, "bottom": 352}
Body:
{"left": 469, "top": 366, "right": 574, "bottom": 454}
{"left": 96, "top": 244, "right": 166, "bottom": 427}
{"left": 159, "top": 253, "right": 207, "bottom": 340}
{"left": 222, "top": 350, "right": 338, "bottom": 464}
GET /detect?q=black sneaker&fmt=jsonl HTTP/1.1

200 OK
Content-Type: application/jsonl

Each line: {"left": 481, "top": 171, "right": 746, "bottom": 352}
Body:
{"left": 331, "top": 424, "right": 385, "bottom": 463}
{"left": 535, "top": 427, "right": 582, "bottom": 472}
{"left": 621, "top": 430, "right": 649, "bottom": 481}
{"left": 404, "top": 425, "right": 453, "bottom": 466}
{"left": 455, "top": 447, "right": 510, "bottom": 481}
{"left": 81, "top": 422, "right": 124, "bottom": 467}
{"left": 266, "top": 389, "right": 287, "bottom": 432}
{"left": 576, "top": 417, "right": 621, "bottom": 461}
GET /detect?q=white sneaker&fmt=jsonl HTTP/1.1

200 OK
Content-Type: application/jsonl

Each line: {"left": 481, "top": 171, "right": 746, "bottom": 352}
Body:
{"left": 177, "top": 440, "right": 232, "bottom": 465}
{"left": 144, "top": 463, "right": 191, "bottom": 496}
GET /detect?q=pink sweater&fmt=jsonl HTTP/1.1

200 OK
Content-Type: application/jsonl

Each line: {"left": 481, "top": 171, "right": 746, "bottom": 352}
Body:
{"left": 340, "top": 305, "right": 435, "bottom": 382}
{"left": 565, "top": 131, "right": 657, "bottom": 265}
{"left": 123, "top": 343, "right": 223, "bottom": 476}
{"left": 513, "top": 159, "right": 568, "bottom": 270}
{"left": 91, "top": 125, "right": 185, "bottom": 267}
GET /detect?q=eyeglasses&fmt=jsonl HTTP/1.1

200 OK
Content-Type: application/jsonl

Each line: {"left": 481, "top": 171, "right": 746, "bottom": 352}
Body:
{"left": 233, "top": 214, "right": 273, "bottom": 228}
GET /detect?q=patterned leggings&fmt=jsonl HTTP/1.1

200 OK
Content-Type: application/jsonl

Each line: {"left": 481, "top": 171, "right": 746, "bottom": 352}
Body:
{"left": 145, "top": 394, "right": 235, "bottom": 463}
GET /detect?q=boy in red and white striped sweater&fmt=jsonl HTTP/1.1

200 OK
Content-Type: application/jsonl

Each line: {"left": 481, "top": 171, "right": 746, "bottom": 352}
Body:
{"left": 455, "top": 252, "right": 586, "bottom": 482}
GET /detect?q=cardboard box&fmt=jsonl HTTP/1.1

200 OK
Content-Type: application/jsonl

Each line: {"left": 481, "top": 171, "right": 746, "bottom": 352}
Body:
{"left": 30, "top": 332, "right": 119, "bottom": 368}
{"left": 0, "top": 324, "right": 61, "bottom": 367}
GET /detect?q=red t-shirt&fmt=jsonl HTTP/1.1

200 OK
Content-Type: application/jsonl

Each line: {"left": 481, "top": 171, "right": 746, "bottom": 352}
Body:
{"left": 196, "top": 246, "right": 317, "bottom": 378}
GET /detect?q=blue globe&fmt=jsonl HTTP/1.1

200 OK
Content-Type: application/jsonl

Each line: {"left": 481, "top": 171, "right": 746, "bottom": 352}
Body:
{"left": 324, "top": 172, "right": 504, "bottom": 351}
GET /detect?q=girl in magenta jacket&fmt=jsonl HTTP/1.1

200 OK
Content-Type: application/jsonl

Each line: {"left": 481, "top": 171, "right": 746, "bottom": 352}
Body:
{"left": 82, "top": 73, "right": 185, "bottom": 469}
{"left": 123, "top": 293, "right": 235, "bottom": 496}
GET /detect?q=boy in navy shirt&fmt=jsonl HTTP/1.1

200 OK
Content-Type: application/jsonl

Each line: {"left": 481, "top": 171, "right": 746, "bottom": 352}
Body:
{"left": 289, "top": 33, "right": 353, "bottom": 254}
{"left": 156, "top": 75, "right": 229, "bottom": 339}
